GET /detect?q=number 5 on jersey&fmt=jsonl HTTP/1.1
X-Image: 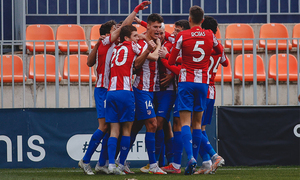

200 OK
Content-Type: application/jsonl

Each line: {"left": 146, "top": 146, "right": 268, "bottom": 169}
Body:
{"left": 193, "top": 41, "right": 205, "bottom": 62}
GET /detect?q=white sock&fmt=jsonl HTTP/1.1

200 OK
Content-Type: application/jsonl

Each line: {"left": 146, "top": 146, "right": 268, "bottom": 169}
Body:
{"left": 171, "top": 162, "right": 181, "bottom": 169}
{"left": 118, "top": 164, "right": 124, "bottom": 171}
{"left": 202, "top": 160, "right": 212, "bottom": 167}
{"left": 212, "top": 154, "right": 218, "bottom": 160}
{"left": 149, "top": 163, "right": 157, "bottom": 169}
{"left": 108, "top": 164, "right": 116, "bottom": 169}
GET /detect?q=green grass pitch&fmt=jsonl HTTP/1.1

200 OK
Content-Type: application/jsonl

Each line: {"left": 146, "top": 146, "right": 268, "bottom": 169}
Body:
{"left": 0, "top": 166, "right": 299, "bottom": 180}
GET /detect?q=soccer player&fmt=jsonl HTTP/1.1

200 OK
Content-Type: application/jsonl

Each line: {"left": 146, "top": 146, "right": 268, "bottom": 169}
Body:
{"left": 168, "top": 6, "right": 223, "bottom": 175}
{"left": 106, "top": 25, "right": 156, "bottom": 175}
{"left": 158, "top": 20, "right": 190, "bottom": 174}
{"left": 154, "top": 23, "right": 176, "bottom": 167}
{"left": 193, "top": 16, "right": 227, "bottom": 175}
{"left": 133, "top": 19, "right": 176, "bottom": 169}
{"left": 130, "top": 13, "right": 167, "bottom": 174}
{"left": 78, "top": 1, "right": 151, "bottom": 175}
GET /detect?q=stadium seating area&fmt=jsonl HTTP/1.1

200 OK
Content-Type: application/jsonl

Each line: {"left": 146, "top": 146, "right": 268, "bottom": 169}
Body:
{"left": 0, "top": 23, "right": 298, "bottom": 84}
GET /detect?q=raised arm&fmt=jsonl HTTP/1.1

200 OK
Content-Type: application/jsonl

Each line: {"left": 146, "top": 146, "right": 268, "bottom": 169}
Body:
{"left": 87, "top": 35, "right": 105, "bottom": 67}
{"left": 110, "top": 1, "right": 151, "bottom": 43}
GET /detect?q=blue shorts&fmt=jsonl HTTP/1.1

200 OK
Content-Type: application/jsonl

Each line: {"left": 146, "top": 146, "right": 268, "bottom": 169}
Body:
{"left": 105, "top": 90, "right": 135, "bottom": 123}
{"left": 202, "top": 98, "right": 215, "bottom": 126}
{"left": 173, "top": 96, "right": 180, "bottom": 118}
{"left": 133, "top": 87, "right": 156, "bottom": 121}
{"left": 154, "top": 90, "right": 176, "bottom": 121}
{"left": 178, "top": 82, "right": 209, "bottom": 112}
{"left": 94, "top": 87, "right": 107, "bottom": 119}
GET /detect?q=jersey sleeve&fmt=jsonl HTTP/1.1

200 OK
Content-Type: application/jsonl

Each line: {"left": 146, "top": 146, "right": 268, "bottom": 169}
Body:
{"left": 102, "top": 35, "right": 112, "bottom": 46}
{"left": 165, "top": 32, "right": 175, "bottom": 44}
{"left": 140, "top": 20, "right": 147, "bottom": 28}
{"left": 160, "top": 58, "right": 181, "bottom": 75}
{"left": 132, "top": 41, "right": 142, "bottom": 56}
{"left": 220, "top": 52, "right": 228, "bottom": 67}
{"left": 168, "top": 34, "right": 182, "bottom": 65}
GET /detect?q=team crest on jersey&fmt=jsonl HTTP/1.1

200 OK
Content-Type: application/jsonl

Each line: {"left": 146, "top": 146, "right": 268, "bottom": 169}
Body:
{"left": 147, "top": 110, "right": 151, "bottom": 115}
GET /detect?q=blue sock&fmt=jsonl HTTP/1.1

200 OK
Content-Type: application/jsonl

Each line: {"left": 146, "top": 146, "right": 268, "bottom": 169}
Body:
{"left": 192, "top": 129, "right": 202, "bottom": 160}
{"left": 129, "top": 132, "right": 138, "bottom": 150}
{"left": 181, "top": 125, "right": 193, "bottom": 160}
{"left": 107, "top": 137, "right": 118, "bottom": 165}
{"left": 119, "top": 136, "right": 130, "bottom": 166}
{"left": 98, "top": 133, "right": 109, "bottom": 166}
{"left": 165, "top": 137, "right": 174, "bottom": 164}
{"left": 173, "top": 131, "right": 183, "bottom": 165}
{"left": 199, "top": 146, "right": 211, "bottom": 162}
{"left": 83, "top": 129, "right": 104, "bottom": 163}
{"left": 159, "top": 144, "right": 165, "bottom": 167}
{"left": 145, "top": 132, "right": 156, "bottom": 164}
{"left": 202, "top": 130, "right": 208, "bottom": 139}
{"left": 200, "top": 134, "right": 216, "bottom": 157}
{"left": 155, "top": 129, "right": 164, "bottom": 161}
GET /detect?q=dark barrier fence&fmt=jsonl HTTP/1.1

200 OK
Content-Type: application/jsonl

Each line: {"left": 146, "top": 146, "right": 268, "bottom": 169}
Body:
{"left": 218, "top": 106, "right": 300, "bottom": 166}
{"left": 1, "top": 106, "right": 298, "bottom": 168}
{"left": 0, "top": 108, "right": 217, "bottom": 168}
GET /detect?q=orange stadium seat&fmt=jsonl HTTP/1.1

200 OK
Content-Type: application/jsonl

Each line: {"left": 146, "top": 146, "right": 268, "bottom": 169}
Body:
{"left": 90, "top": 24, "right": 101, "bottom": 49}
{"left": 0, "top": 55, "right": 26, "bottom": 83}
{"left": 225, "top": 24, "right": 257, "bottom": 51}
{"left": 292, "top": 23, "right": 300, "bottom": 48}
{"left": 215, "top": 56, "right": 232, "bottom": 82}
{"left": 26, "top": 24, "right": 55, "bottom": 52}
{"left": 133, "top": 24, "right": 147, "bottom": 34}
{"left": 234, "top": 54, "right": 266, "bottom": 82}
{"left": 216, "top": 27, "right": 221, "bottom": 39}
{"left": 56, "top": 24, "right": 88, "bottom": 52}
{"left": 63, "top": 55, "right": 96, "bottom": 82}
{"left": 164, "top": 24, "right": 175, "bottom": 34}
{"left": 259, "top": 23, "right": 292, "bottom": 50}
{"left": 268, "top": 54, "right": 298, "bottom": 81}
{"left": 29, "top": 54, "right": 62, "bottom": 82}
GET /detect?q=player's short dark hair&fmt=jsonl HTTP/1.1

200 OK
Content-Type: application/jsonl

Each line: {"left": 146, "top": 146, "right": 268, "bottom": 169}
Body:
{"left": 147, "top": 13, "right": 164, "bottom": 24}
{"left": 100, "top": 20, "right": 117, "bottom": 35}
{"left": 118, "top": 20, "right": 124, "bottom": 25}
{"left": 175, "top": 20, "right": 190, "bottom": 30}
{"left": 189, "top": 5, "right": 204, "bottom": 24}
{"left": 120, "top": 25, "right": 137, "bottom": 42}
{"left": 201, "top": 16, "right": 218, "bottom": 34}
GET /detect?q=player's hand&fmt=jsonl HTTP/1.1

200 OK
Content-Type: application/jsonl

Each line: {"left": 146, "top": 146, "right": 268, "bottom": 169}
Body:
{"left": 158, "top": 47, "right": 168, "bottom": 58}
{"left": 147, "top": 40, "right": 156, "bottom": 52}
{"left": 95, "top": 35, "right": 106, "bottom": 47}
{"left": 160, "top": 73, "right": 174, "bottom": 87}
{"left": 134, "top": 1, "right": 151, "bottom": 13}
{"left": 156, "top": 38, "right": 161, "bottom": 46}
{"left": 134, "top": 17, "right": 142, "bottom": 24}
{"left": 138, "top": 33, "right": 146, "bottom": 40}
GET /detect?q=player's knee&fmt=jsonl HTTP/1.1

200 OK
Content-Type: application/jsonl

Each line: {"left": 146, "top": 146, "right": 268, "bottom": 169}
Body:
{"left": 145, "top": 118, "right": 157, "bottom": 132}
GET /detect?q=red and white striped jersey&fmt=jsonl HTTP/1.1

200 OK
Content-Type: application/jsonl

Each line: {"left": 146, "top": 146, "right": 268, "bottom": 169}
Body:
{"left": 133, "top": 39, "right": 158, "bottom": 92}
{"left": 108, "top": 41, "right": 142, "bottom": 91}
{"left": 173, "top": 26, "right": 220, "bottom": 84}
{"left": 155, "top": 40, "right": 175, "bottom": 91}
{"left": 207, "top": 54, "right": 223, "bottom": 99}
{"left": 95, "top": 35, "right": 115, "bottom": 88}
{"left": 207, "top": 52, "right": 227, "bottom": 99}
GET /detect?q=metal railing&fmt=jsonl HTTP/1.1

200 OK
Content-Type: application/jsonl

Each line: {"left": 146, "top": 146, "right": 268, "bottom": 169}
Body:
{"left": 23, "top": 0, "right": 300, "bottom": 24}
{"left": 0, "top": 0, "right": 300, "bottom": 108}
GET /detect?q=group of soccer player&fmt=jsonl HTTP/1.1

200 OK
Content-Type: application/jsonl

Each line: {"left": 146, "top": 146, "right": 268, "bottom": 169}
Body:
{"left": 78, "top": 1, "right": 228, "bottom": 175}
